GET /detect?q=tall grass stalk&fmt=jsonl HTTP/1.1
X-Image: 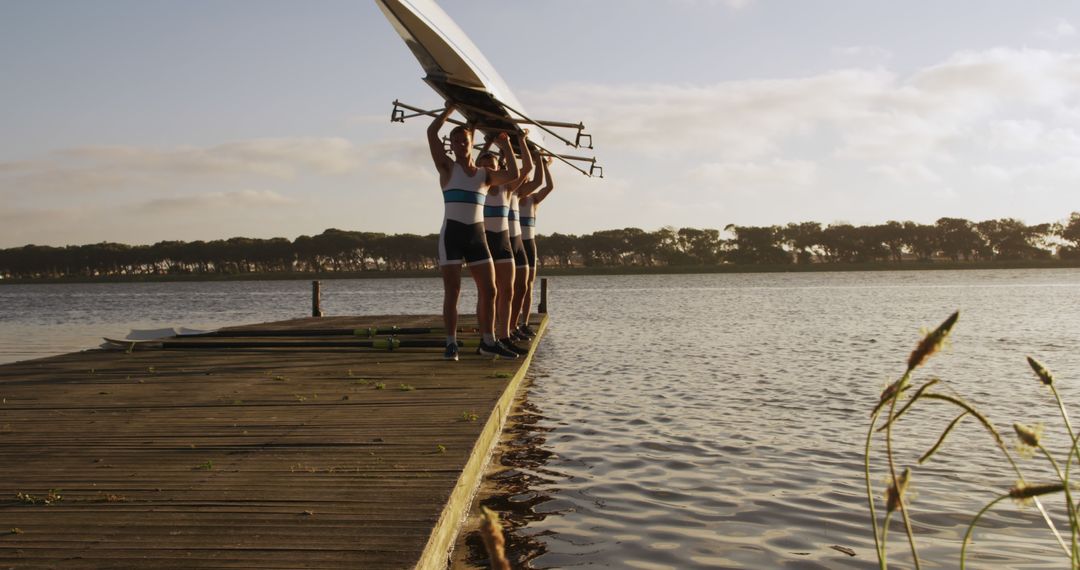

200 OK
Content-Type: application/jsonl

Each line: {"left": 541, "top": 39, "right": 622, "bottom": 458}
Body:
{"left": 865, "top": 311, "right": 1076, "bottom": 567}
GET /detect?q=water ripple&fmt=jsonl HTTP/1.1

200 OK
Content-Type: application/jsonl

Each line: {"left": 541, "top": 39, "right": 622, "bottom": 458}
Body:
{"left": 4, "top": 269, "right": 1080, "bottom": 568}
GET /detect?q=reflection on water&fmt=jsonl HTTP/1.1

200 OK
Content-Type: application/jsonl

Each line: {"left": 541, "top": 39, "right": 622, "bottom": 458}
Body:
{"left": 4, "top": 269, "right": 1080, "bottom": 568}
{"left": 457, "top": 392, "right": 562, "bottom": 568}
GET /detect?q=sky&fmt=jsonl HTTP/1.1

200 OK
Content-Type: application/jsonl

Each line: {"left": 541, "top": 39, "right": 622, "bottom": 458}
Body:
{"left": 3, "top": 0, "right": 1080, "bottom": 248}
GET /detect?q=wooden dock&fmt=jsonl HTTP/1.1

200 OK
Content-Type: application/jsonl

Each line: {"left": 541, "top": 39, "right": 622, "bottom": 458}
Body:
{"left": 0, "top": 313, "right": 547, "bottom": 569}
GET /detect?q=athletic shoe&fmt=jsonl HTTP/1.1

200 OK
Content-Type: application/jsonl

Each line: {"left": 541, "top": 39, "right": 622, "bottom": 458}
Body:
{"left": 517, "top": 325, "right": 536, "bottom": 338}
{"left": 477, "top": 340, "right": 518, "bottom": 359}
{"left": 443, "top": 342, "right": 459, "bottom": 361}
{"left": 510, "top": 330, "right": 529, "bottom": 343}
{"left": 499, "top": 339, "right": 528, "bottom": 356}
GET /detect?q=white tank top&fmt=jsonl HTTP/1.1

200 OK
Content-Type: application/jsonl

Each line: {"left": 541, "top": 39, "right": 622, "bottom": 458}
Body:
{"left": 520, "top": 195, "right": 537, "bottom": 240}
{"left": 483, "top": 185, "right": 511, "bottom": 233}
{"left": 508, "top": 193, "right": 522, "bottom": 238}
{"left": 441, "top": 164, "right": 489, "bottom": 224}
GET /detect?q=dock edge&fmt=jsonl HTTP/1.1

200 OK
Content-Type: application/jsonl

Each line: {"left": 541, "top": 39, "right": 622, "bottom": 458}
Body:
{"left": 414, "top": 313, "right": 550, "bottom": 569}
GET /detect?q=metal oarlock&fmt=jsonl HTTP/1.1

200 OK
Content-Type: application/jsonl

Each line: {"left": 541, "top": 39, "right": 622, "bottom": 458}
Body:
{"left": 590, "top": 163, "right": 604, "bottom": 178}
{"left": 575, "top": 131, "right": 593, "bottom": 150}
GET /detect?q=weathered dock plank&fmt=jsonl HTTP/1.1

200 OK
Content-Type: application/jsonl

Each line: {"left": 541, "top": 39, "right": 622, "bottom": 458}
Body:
{"left": 0, "top": 314, "right": 547, "bottom": 569}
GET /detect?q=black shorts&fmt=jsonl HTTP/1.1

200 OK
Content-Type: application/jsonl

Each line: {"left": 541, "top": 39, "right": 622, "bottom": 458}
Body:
{"left": 439, "top": 220, "right": 491, "bottom": 266}
{"left": 485, "top": 230, "right": 514, "bottom": 264}
{"left": 522, "top": 238, "right": 537, "bottom": 268}
{"left": 511, "top": 234, "right": 528, "bottom": 268}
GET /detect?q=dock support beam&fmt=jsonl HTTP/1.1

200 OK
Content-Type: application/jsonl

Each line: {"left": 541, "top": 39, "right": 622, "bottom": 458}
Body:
{"left": 538, "top": 277, "right": 548, "bottom": 314}
{"left": 312, "top": 281, "right": 323, "bottom": 317}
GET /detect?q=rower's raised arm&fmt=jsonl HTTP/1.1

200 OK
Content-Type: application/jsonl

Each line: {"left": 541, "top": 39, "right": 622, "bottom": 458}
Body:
{"left": 533, "top": 155, "right": 555, "bottom": 204}
{"left": 487, "top": 133, "right": 520, "bottom": 187}
{"left": 516, "top": 133, "right": 533, "bottom": 185}
{"left": 427, "top": 106, "right": 455, "bottom": 179}
{"left": 517, "top": 145, "right": 545, "bottom": 197}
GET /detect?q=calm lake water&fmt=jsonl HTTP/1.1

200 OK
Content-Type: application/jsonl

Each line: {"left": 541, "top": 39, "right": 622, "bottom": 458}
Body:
{"left": 3, "top": 269, "right": 1080, "bottom": 568}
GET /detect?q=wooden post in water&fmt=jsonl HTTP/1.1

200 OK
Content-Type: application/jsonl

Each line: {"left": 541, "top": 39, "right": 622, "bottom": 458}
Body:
{"left": 312, "top": 281, "right": 323, "bottom": 317}
{"left": 538, "top": 277, "right": 548, "bottom": 314}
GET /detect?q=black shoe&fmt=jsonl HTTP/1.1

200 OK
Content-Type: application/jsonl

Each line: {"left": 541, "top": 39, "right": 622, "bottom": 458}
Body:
{"left": 510, "top": 330, "right": 529, "bottom": 343}
{"left": 477, "top": 340, "right": 518, "bottom": 359}
{"left": 443, "top": 342, "right": 459, "bottom": 361}
{"left": 499, "top": 339, "right": 528, "bottom": 356}
{"left": 517, "top": 325, "right": 536, "bottom": 338}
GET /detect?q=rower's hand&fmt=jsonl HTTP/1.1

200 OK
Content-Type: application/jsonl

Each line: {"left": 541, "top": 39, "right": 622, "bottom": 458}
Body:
{"left": 496, "top": 132, "right": 510, "bottom": 144}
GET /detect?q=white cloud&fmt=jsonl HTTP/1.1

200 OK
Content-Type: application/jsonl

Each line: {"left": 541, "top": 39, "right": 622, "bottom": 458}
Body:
{"left": 136, "top": 190, "right": 297, "bottom": 214}
{"left": 868, "top": 163, "right": 942, "bottom": 186}
{"left": 832, "top": 45, "right": 893, "bottom": 61}
{"left": 1038, "top": 18, "right": 1077, "bottom": 40}
{"left": 525, "top": 68, "right": 895, "bottom": 162}
{"left": 1055, "top": 19, "right": 1077, "bottom": 37}
{"left": 971, "top": 163, "right": 1013, "bottom": 183}
{"left": 984, "top": 119, "right": 1046, "bottom": 151}
{"left": 688, "top": 159, "right": 817, "bottom": 189}
{"left": 908, "top": 48, "right": 1080, "bottom": 116}
{"left": 364, "top": 138, "right": 435, "bottom": 183}
{"left": 666, "top": 0, "right": 755, "bottom": 9}
{"left": 0, "top": 137, "right": 369, "bottom": 198}
{"left": 525, "top": 48, "right": 1080, "bottom": 171}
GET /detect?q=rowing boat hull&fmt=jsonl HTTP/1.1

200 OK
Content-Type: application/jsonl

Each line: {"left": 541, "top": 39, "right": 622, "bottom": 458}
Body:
{"left": 375, "top": 0, "right": 542, "bottom": 145}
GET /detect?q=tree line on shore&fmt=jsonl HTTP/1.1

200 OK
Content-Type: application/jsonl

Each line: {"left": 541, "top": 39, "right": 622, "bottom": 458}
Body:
{"left": 3, "top": 213, "right": 1079, "bottom": 279}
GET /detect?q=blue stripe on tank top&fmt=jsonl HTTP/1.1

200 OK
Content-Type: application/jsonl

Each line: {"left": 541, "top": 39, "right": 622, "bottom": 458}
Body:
{"left": 484, "top": 205, "right": 510, "bottom": 218}
{"left": 443, "top": 189, "right": 485, "bottom": 204}
{"left": 520, "top": 217, "right": 536, "bottom": 227}
{"left": 508, "top": 210, "right": 519, "bottom": 221}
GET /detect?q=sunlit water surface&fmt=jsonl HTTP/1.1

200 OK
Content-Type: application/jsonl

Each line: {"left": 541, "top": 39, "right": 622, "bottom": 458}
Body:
{"left": 3, "top": 269, "right": 1080, "bottom": 568}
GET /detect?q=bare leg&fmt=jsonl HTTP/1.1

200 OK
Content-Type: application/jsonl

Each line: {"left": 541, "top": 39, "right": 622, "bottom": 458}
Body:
{"left": 441, "top": 264, "right": 463, "bottom": 335}
{"left": 509, "top": 265, "right": 528, "bottom": 332}
{"left": 467, "top": 261, "right": 497, "bottom": 338}
{"left": 493, "top": 262, "right": 515, "bottom": 338}
{"left": 521, "top": 264, "right": 536, "bottom": 328}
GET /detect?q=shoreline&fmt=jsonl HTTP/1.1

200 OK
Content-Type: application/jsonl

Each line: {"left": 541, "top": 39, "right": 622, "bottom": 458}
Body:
{"left": 3, "top": 259, "right": 1080, "bottom": 285}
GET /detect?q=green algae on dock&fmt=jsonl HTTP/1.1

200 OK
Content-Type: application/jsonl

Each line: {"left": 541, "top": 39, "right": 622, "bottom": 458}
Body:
{"left": 0, "top": 314, "right": 548, "bottom": 569}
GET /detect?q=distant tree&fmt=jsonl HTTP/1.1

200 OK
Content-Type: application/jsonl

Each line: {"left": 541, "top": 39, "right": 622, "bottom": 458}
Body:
{"left": 292, "top": 235, "right": 319, "bottom": 271}
{"left": 782, "top": 221, "right": 823, "bottom": 264}
{"left": 654, "top": 226, "right": 694, "bottom": 265}
{"left": 376, "top": 233, "right": 436, "bottom": 270}
{"left": 623, "top": 227, "right": 662, "bottom": 266}
{"left": 311, "top": 229, "right": 360, "bottom": 271}
{"left": 6, "top": 215, "right": 1080, "bottom": 280}
{"left": 857, "top": 224, "right": 893, "bottom": 262}
{"left": 724, "top": 224, "right": 790, "bottom": 265}
{"left": 577, "top": 230, "right": 627, "bottom": 266}
{"left": 539, "top": 233, "right": 578, "bottom": 267}
{"left": 975, "top": 218, "right": 1053, "bottom": 260}
{"left": 871, "top": 221, "right": 908, "bottom": 262}
{"left": 903, "top": 222, "right": 939, "bottom": 261}
{"left": 677, "top": 228, "right": 723, "bottom": 264}
{"left": 1059, "top": 212, "right": 1080, "bottom": 260}
{"left": 935, "top": 217, "right": 985, "bottom": 261}
{"left": 818, "top": 224, "right": 867, "bottom": 263}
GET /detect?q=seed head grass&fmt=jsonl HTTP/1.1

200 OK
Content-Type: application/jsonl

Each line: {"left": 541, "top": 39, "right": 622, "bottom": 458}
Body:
{"left": 866, "top": 310, "right": 1078, "bottom": 569}
{"left": 479, "top": 506, "right": 511, "bottom": 570}
{"left": 906, "top": 311, "right": 958, "bottom": 371}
